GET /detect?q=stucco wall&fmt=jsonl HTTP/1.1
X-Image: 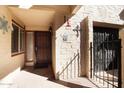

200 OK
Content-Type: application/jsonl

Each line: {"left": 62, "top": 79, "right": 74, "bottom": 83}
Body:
{"left": 26, "top": 26, "right": 48, "bottom": 31}
{"left": 26, "top": 32, "right": 34, "bottom": 61}
{"left": 119, "top": 28, "right": 124, "bottom": 88}
{"left": 0, "top": 6, "right": 25, "bottom": 81}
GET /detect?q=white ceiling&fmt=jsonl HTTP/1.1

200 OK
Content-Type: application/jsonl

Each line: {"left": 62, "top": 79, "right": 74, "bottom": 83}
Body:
{"left": 9, "top": 7, "right": 55, "bottom": 27}
{"left": 8, "top": 5, "right": 73, "bottom": 31}
{"left": 32, "top": 5, "right": 71, "bottom": 14}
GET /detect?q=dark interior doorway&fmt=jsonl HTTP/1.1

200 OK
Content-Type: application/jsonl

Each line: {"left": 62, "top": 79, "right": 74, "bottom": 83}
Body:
{"left": 34, "top": 31, "right": 52, "bottom": 68}
{"left": 90, "top": 26, "right": 121, "bottom": 88}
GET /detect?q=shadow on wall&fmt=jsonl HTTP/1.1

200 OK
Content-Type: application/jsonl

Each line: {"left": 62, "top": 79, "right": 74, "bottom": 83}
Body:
{"left": 119, "top": 9, "right": 124, "bottom": 20}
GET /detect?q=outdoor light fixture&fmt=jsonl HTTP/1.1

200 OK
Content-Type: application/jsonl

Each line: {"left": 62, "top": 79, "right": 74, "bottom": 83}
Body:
{"left": 62, "top": 32, "right": 68, "bottom": 41}
{"left": 64, "top": 15, "right": 71, "bottom": 30}
{"left": 64, "top": 15, "right": 81, "bottom": 38}
{"left": 73, "top": 25, "right": 81, "bottom": 37}
{"left": 49, "top": 26, "right": 52, "bottom": 32}
{"left": 65, "top": 19, "right": 71, "bottom": 30}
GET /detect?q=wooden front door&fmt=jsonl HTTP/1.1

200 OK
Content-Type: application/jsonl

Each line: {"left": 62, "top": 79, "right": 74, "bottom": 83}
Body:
{"left": 34, "top": 31, "right": 51, "bottom": 68}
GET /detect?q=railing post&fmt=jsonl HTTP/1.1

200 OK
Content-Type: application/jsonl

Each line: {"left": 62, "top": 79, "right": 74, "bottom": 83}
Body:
{"left": 58, "top": 52, "right": 81, "bottom": 79}
{"left": 90, "top": 42, "right": 93, "bottom": 78}
{"left": 118, "top": 39, "right": 122, "bottom": 88}
{"left": 77, "top": 50, "right": 80, "bottom": 77}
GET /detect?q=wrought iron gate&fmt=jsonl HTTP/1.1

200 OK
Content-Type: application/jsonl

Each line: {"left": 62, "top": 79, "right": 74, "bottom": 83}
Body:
{"left": 91, "top": 27, "right": 121, "bottom": 88}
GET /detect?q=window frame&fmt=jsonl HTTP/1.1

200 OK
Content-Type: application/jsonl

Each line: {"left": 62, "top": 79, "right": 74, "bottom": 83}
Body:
{"left": 11, "top": 23, "right": 19, "bottom": 54}
{"left": 11, "top": 21, "right": 25, "bottom": 56}
{"left": 20, "top": 28, "right": 25, "bottom": 52}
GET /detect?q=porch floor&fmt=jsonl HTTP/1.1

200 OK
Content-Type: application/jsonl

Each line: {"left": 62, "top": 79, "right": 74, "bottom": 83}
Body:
{"left": 1, "top": 66, "right": 98, "bottom": 88}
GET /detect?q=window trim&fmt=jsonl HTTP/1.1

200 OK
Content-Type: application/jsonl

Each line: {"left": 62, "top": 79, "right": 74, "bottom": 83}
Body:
{"left": 20, "top": 28, "right": 25, "bottom": 52}
{"left": 11, "top": 20, "right": 25, "bottom": 56}
{"left": 12, "top": 52, "right": 25, "bottom": 57}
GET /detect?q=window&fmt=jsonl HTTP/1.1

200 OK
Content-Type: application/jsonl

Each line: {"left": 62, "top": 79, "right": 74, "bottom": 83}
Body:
{"left": 11, "top": 21, "right": 25, "bottom": 55}
{"left": 20, "top": 28, "right": 25, "bottom": 51}
{"left": 11, "top": 23, "right": 19, "bottom": 53}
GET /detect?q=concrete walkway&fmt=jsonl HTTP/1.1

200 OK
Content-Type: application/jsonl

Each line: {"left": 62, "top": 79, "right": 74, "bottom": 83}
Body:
{"left": 1, "top": 66, "right": 98, "bottom": 88}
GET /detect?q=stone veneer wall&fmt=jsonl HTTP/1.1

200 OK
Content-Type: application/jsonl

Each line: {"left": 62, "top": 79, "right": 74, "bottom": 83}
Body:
{"left": 80, "top": 6, "right": 124, "bottom": 87}
{"left": 55, "top": 6, "right": 124, "bottom": 86}
{"left": 119, "top": 28, "right": 124, "bottom": 87}
{"left": 56, "top": 27, "right": 81, "bottom": 79}
{"left": 79, "top": 5, "right": 124, "bottom": 78}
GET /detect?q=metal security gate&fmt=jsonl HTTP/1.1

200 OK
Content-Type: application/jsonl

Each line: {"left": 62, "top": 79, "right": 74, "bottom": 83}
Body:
{"left": 90, "top": 27, "right": 121, "bottom": 88}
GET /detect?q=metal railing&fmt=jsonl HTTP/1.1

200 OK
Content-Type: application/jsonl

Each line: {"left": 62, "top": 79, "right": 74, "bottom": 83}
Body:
{"left": 90, "top": 27, "right": 122, "bottom": 88}
{"left": 58, "top": 50, "right": 80, "bottom": 79}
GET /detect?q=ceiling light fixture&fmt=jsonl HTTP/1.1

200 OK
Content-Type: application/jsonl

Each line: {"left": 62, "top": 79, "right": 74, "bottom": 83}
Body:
{"left": 19, "top": 5, "right": 32, "bottom": 9}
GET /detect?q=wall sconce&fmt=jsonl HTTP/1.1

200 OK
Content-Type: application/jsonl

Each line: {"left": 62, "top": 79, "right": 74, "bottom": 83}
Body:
{"left": 64, "top": 16, "right": 71, "bottom": 30}
{"left": 64, "top": 15, "right": 81, "bottom": 38}
{"left": 49, "top": 26, "right": 52, "bottom": 32}
{"left": 65, "top": 19, "right": 71, "bottom": 30}
{"left": 62, "top": 32, "right": 68, "bottom": 41}
{"left": 73, "top": 25, "right": 81, "bottom": 37}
